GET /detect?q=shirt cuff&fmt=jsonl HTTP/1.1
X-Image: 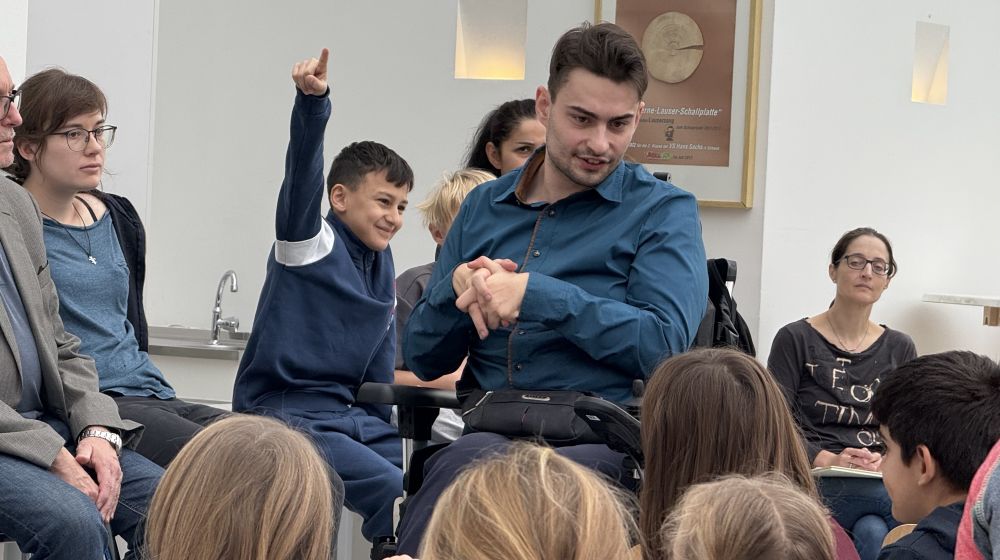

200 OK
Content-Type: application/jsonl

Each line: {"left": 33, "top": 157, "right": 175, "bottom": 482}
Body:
{"left": 295, "top": 88, "right": 331, "bottom": 115}
{"left": 518, "top": 273, "right": 570, "bottom": 324}
{"left": 425, "top": 267, "right": 468, "bottom": 324}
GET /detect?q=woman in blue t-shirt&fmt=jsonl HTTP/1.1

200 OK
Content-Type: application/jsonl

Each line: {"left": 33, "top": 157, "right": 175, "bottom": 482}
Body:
{"left": 7, "top": 68, "right": 227, "bottom": 467}
{"left": 768, "top": 227, "right": 917, "bottom": 560}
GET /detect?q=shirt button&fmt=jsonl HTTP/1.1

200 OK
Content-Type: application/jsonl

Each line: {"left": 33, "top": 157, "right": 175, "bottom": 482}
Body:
{"left": 532, "top": 250, "right": 541, "bottom": 257}
{"left": 518, "top": 330, "right": 525, "bottom": 335}
{"left": 547, "top": 209, "right": 556, "bottom": 217}
{"left": 515, "top": 363, "right": 523, "bottom": 370}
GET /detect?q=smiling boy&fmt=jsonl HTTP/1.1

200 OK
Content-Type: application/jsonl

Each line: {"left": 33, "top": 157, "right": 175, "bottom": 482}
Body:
{"left": 232, "top": 49, "right": 412, "bottom": 542}
{"left": 870, "top": 351, "right": 1000, "bottom": 560}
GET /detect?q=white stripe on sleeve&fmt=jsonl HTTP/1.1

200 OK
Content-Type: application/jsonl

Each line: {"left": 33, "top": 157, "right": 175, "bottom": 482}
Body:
{"left": 274, "top": 220, "right": 335, "bottom": 267}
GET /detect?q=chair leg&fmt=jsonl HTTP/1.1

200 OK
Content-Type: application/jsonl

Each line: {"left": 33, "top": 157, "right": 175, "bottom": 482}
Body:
{"left": 370, "top": 536, "right": 397, "bottom": 560}
{"left": 1, "top": 539, "right": 32, "bottom": 560}
{"left": 105, "top": 523, "right": 121, "bottom": 560}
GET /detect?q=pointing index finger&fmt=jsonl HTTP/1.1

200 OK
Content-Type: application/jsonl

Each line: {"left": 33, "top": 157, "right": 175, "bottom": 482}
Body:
{"left": 318, "top": 48, "right": 330, "bottom": 71}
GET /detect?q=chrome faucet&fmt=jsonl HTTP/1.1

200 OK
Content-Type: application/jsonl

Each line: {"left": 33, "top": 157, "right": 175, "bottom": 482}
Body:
{"left": 210, "top": 270, "right": 239, "bottom": 344}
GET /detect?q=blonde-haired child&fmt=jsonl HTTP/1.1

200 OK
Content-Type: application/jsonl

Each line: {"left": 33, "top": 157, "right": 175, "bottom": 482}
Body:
{"left": 393, "top": 168, "right": 495, "bottom": 441}
{"left": 661, "top": 475, "right": 836, "bottom": 560}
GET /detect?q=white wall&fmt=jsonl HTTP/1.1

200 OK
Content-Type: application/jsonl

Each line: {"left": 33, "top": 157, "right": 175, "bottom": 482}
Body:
{"left": 9, "top": 1, "right": 770, "bottom": 339}
{"left": 145, "top": 0, "right": 595, "bottom": 329}
{"left": 699, "top": 0, "right": 774, "bottom": 343}
{"left": 36, "top": 0, "right": 1000, "bottom": 367}
{"left": 758, "top": 0, "right": 1000, "bottom": 360}
{"left": 0, "top": 0, "right": 29, "bottom": 82}
{"left": 23, "top": 0, "right": 157, "bottom": 218}
{"left": 145, "top": 0, "right": 770, "bottom": 335}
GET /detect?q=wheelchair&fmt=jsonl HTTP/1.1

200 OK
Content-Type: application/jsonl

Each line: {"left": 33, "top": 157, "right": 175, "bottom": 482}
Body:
{"left": 356, "top": 381, "right": 643, "bottom": 559}
{"left": 359, "top": 257, "right": 748, "bottom": 558}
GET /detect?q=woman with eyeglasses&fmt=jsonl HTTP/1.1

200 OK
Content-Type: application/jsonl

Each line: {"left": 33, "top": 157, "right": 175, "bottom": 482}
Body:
{"left": 767, "top": 227, "right": 917, "bottom": 560}
{"left": 5, "top": 68, "right": 227, "bottom": 468}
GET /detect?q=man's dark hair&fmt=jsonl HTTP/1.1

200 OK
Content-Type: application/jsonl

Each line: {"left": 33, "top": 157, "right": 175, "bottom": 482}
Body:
{"left": 871, "top": 351, "right": 1000, "bottom": 491}
{"left": 326, "top": 141, "right": 413, "bottom": 195}
{"left": 547, "top": 22, "right": 648, "bottom": 102}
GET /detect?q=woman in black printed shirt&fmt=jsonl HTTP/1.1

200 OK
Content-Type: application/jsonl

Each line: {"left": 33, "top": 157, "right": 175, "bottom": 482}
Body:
{"left": 768, "top": 227, "right": 916, "bottom": 560}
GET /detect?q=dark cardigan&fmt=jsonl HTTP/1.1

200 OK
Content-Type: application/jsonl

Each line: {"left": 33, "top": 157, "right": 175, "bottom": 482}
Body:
{"left": 94, "top": 191, "right": 148, "bottom": 351}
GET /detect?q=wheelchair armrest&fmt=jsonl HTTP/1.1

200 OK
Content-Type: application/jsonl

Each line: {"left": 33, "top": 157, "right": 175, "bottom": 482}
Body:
{"left": 356, "top": 382, "right": 461, "bottom": 410}
{"left": 574, "top": 396, "right": 643, "bottom": 466}
{"left": 357, "top": 382, "right": 461, "bottom": 442}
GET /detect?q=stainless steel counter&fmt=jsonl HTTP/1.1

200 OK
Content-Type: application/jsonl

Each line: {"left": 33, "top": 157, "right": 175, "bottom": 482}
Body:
{"left": 148, "top": 326, "right": 249, "bottom": 361}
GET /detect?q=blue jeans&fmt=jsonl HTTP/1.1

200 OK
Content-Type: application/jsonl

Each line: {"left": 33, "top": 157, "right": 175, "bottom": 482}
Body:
{"left": 261, "top": 406, "right": 402, "bottom": 541}
{"left": 817, "top": 476, "right": 898, "bottom": 560}
{"left": 0, "top": 418, "right": 162, "bottom": 560}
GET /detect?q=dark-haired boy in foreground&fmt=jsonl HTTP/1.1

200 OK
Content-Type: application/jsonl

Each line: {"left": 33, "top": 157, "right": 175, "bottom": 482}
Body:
{"left": 871, "top": 351, "right": 1000, "bottom": 559}
{"left": 232, "top": 49, "right": 411, "bottom": 541}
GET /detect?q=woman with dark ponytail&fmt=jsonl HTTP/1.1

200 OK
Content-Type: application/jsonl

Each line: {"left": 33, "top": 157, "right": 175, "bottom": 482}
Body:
{"left": 464, "top": 98, "right": 544, "bottom": 176}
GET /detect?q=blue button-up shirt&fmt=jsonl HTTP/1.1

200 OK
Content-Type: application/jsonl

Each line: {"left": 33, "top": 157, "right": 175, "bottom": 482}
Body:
{"left": 403, "top": 150, "right": 708, "bottom": 403}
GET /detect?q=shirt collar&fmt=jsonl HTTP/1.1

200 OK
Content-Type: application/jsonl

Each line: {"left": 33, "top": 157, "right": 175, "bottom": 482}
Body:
{"left": 493, "top": 147, "right": 625, "bottom": 205}
{"left": 326, "top": 210, "right": 375, "bottom": 266}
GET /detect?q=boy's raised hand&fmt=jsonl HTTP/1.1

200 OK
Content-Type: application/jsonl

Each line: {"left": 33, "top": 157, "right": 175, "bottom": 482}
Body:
{"left": 292, "top": 48, "right": 329, "bottom": 96}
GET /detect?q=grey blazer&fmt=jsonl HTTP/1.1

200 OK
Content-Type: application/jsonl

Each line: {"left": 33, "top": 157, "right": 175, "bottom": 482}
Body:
{"left": 0, "top": 176, "right": 140, "bottom": 468}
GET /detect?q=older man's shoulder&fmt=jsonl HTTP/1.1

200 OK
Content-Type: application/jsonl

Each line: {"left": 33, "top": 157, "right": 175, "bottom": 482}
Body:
{"left": 0, "top": 174, "right": 35, "bottom": 209}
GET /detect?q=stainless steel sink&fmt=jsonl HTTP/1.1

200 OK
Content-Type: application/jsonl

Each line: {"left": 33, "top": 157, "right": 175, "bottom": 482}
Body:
{"left": 148, "top": 326, "right": 249, "bottom": 360}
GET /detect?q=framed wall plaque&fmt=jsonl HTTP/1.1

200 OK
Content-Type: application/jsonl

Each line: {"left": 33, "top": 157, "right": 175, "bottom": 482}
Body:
{"left": 595, "top": 0, "right": 762, "bottom": 208}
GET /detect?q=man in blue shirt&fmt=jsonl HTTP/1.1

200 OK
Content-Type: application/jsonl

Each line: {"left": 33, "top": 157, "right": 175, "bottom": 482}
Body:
{"left": 396, "top": 23, "right": 708, "bottom": 552}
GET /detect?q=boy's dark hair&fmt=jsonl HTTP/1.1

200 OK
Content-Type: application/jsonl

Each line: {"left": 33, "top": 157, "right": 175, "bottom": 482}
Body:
{"left": 547, "top": 22, "right": 648, "bottom": 103}
{"left": 326, "top": 141, "right": 413, "bottom": 195}
{"left": 871, "top": 351, "right": 1000, "bottom": 491}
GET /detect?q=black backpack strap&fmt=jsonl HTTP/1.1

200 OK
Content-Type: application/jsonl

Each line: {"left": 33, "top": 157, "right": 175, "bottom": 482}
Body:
{"left": 706, "top": 260, "right": 738, "bottom": 348}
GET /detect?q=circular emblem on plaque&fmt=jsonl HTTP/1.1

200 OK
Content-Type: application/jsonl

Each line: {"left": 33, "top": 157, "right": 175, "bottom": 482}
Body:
{"left": 641, "top": 12, "right": 704, "bottom": 84}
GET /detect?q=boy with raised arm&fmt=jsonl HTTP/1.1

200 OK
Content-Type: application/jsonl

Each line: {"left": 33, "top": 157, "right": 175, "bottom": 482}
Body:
{"left": 233, "top": 48, "right": 411, "bottom": 542}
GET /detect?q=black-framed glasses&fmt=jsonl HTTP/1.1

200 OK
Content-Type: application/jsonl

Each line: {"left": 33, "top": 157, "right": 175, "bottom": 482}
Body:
{"left": 837, "top": 253, "right": 892, "bottom": 276}
{"left": 1, "top": 89, "right": 19, "bottom": 119}
{"left": 49, "top": 125, "right": 117, "bottom": 152}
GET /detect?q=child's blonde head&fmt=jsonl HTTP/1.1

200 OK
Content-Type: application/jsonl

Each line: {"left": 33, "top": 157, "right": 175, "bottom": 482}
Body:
{"left": 419, "top": 442, "right": 636, "bottom": 560}
{"left": 661, "top": 475, "right": 835, "bottom": 560}
{"left": 145, "top": 414, "right": 335, "bottom": 560}
{"left": 416, "top": 168, "right": 495, "bottom": 233}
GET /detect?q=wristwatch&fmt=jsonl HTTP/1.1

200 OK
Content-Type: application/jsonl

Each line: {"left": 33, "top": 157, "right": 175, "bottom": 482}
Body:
{"left": 78, "top": 428, "right": 123, "bottom": 455}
